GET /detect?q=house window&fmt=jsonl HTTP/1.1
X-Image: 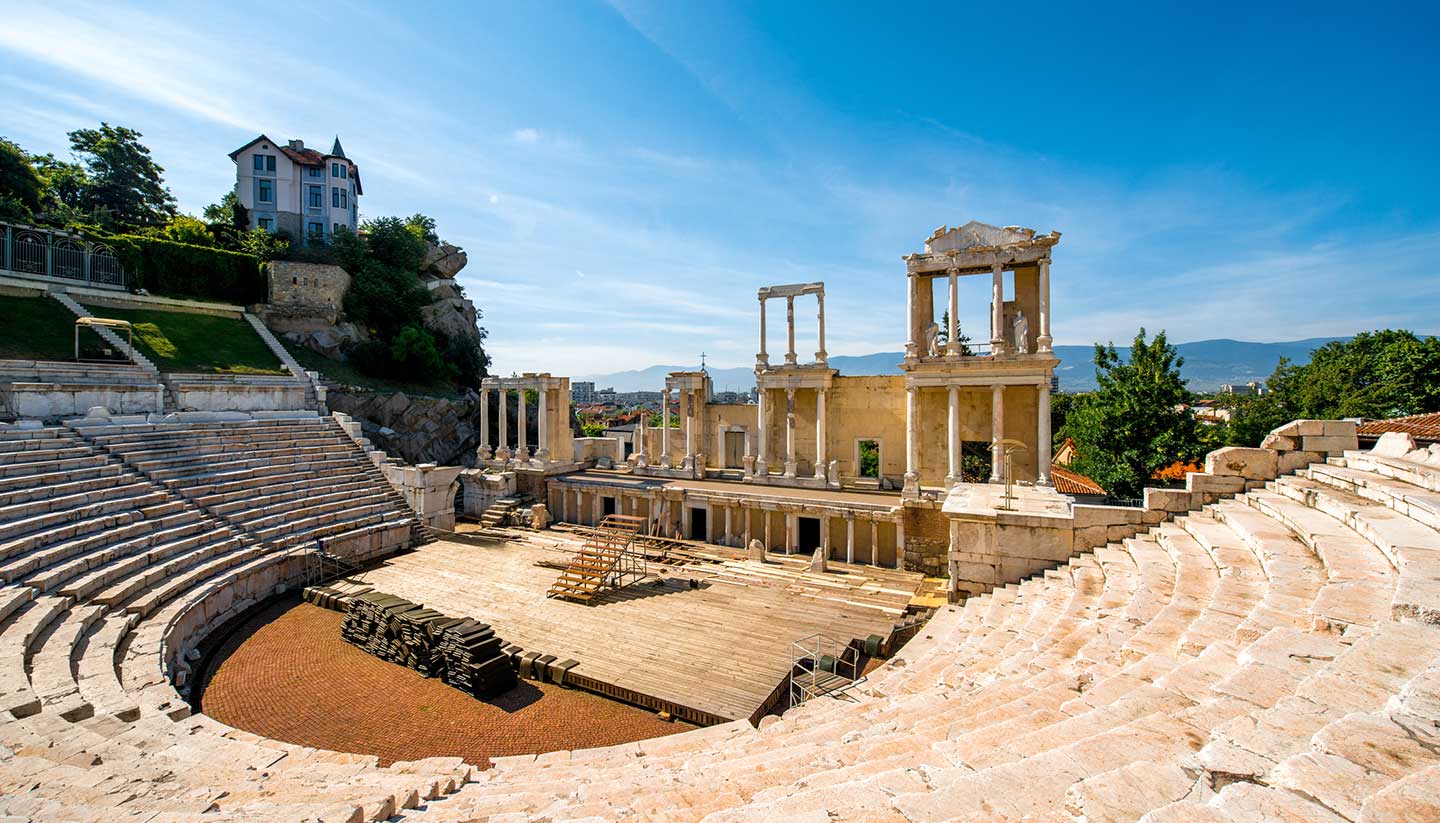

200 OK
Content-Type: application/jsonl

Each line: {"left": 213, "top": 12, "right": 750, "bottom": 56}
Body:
{"left": 307, "top": 185, "right": 323, "bottom": 209}
{"left": 333, "top": 222, "right": 345, "bottom": 234}
{"left": 308, "top": 167, "right": 323, "bottom": 178}
{"left": 257, "top": 179, "right": 274, "bottom": 203}
{"left": 332, "top": 187, "right": 347, "bottom": 209}
{"left": 253, "top": 154, "right": 276, "bottom": 172}
{"left": 307, "top": 222, "right": 324, "bottom": 239}
{"left": 331, "top": 162, "right": 348, "bottom": 178}
{"left": 258, "top": 217, "right": 274, "bottom": 231}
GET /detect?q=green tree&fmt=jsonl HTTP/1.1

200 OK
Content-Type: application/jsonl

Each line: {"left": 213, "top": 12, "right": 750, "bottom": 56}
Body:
{"left": 361, "top": 216, "right": 426, "bottom": 271}
{"left": 238, "top": 227, "right": 291, "bottom": 260}
{"left": 404, "top": 213, "right": 439, "bottom": 244}
{"left": 148, "top": 215, "right": 215, "bottom": 247}
{"left": 0, "top": 138, "right": 43, "bottom": 220}
{"left": 29, "top": 153, "right": 93, "bottom": 225}
{"left": 344, "top": 258, "right": 433, "bottom": 338}
{"left": 936, "top": 310, "right": 973, "bottom": 355}
{"left": 389, "top": 325, "right": 451, "bottom": 378}
{"left": 202, "top": 190, "right": 247, "bottom": 230}
{"left": 1064, "top": 329, "right": 1203, "bottom": 499}
{"left": 581, "top": 422, "right": 606, "bottom": 437}
{"left": 1049, "top": 391, "right": 1080, "bottom": 449}
{"left": 66, "top": 123, "right": 176, "bottom": 229}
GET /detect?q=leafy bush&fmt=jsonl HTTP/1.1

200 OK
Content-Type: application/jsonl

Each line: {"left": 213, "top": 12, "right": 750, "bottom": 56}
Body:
{"left": 101, "top": 232, "right": 265, "bottom": 304}
{"left": 343, "top": 258, "right": 432, "bottom": 338}
{"left": 145, "top": 215, "right": 215, "bottom": 247}
{"left": 361, "top": 216, "right": 426, "bottom": 271}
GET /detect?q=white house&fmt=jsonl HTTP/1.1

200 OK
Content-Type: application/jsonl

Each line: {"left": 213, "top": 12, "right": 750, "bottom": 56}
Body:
{"left": 229, "top": 135, "right": 362, "bottom": 241}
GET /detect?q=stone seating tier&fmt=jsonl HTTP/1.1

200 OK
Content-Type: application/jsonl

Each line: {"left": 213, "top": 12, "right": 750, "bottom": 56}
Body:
{"left": 0, "top": 422, "right": 1436, "bottom": 821}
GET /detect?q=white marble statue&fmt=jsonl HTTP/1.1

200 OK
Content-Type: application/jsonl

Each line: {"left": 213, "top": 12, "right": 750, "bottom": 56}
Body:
{"left": 923, "top": 321, "right": 941, "bottom": 357}
{"left": 1013, "top": 311, "right": 1030, "bottom": 355}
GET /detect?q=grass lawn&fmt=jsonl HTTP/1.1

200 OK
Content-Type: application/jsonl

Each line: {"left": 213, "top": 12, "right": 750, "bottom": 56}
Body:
{"left": 0, "top": 293, "right": 116, "bottom": 362}
{"left": 283, "top": 340, "right": 463, "bottom": 399}
{"left": 78, "top": 303, "right": 286, "bottom": 375}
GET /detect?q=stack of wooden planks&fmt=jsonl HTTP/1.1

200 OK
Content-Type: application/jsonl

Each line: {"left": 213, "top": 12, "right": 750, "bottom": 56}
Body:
{"left": 341, "top": 591, "right": 519, "bottom": 698}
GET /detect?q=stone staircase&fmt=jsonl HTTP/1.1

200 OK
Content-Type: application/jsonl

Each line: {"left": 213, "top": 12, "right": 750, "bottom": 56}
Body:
{"left": 0, "top": 421, "right": 1435, "bottom": 821}
{"left": 477, "top": 495, "right": 526, "bottom": 529}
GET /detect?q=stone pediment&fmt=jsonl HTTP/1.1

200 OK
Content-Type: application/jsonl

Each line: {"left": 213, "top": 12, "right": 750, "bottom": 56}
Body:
{"left": 923, "top": 221, "right": 1049, "bottom": 254}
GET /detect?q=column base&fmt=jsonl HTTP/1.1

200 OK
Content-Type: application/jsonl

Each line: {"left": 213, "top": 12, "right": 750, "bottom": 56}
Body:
{"left": 754, "top": 457, "right": 767, "bottom": 476}
{"left": 814, "top": 350, "right": 827, "bottom": 364}
{"left": 742, "top": 455, "right": 756, "bottom": 477}
{"left": 814, "top": 464, "right": 826, "bottom": 480}
{"left": 477, "top": 445, "right": 492, "bottom": 461}
{"left": 944, "top": 473, "right": 956, "bottom": 490}
{"left": 495, "top": 447, "right": 511, "bottom": 462}
{"left": 783, "top": 460, "right": 797, "bottom": 478}
{"left": 784, "top": 355, "right": 798, "bottom": 366}
{"left": 660, "top": 455, "right": 672, "bottom": 468}
{"left": 756, "top": 354, "right": 769, "bottom": 368}
{"left": 1037, "top": 335, "right": 1053, "bottom": 352}
{"left": 635, "top": 453, "right": 649, "bottom": 468}
{"left": 902, "top": 472, "right": 920, "bottom": 499}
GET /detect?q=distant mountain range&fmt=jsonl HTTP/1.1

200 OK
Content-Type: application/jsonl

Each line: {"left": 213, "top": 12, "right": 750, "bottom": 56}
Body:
{"left": 575, "top": 338, "right": 1349, "bottom": 394}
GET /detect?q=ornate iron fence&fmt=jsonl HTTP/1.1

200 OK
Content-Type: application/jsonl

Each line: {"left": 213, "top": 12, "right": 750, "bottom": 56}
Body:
{"left": 0, "top": 222, "right": 127, "bottom": 289}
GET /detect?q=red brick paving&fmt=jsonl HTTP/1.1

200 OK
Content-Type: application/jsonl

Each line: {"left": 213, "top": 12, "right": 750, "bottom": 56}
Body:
{"left": 199, "top": 599, "right": 690, "bottom": 767}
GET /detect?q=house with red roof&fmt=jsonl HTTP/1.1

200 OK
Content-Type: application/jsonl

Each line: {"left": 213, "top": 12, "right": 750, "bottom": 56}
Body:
{"left": 229, "top": 135, "right": 362, "bottom": 242}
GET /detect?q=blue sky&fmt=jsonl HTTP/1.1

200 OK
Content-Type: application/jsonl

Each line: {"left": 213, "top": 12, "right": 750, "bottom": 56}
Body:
{"left": 3, "top": 1, "right": 1437, "bottom": 375}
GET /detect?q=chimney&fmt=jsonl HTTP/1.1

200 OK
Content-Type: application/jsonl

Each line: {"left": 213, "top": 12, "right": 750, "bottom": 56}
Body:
{"left": 288, "top": 139, "right": 304, "bottom": 151}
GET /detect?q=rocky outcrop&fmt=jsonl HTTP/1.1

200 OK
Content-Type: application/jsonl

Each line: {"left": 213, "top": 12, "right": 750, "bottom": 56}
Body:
{"left": 327, "top": 388, "right": 483, "bottom": 467}
{"left": 421, "top": 242, "right": 467, "bottom": 279}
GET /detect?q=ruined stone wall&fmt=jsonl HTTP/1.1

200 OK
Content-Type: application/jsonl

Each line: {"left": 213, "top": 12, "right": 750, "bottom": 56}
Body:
{"left": 828, "top": 375, "right": 905, "bottom": 480}
{"left": 264, "top": 261, "right": 349, "bottom": 330}
{"left": 902, "top": 503, "right": 949, "bottom": 577}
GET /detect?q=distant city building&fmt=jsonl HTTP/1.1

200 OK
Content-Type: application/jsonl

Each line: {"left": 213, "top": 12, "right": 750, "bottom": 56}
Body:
{"left": 229, "top": 135, "right": 362, "bottom": 242}
{"left": 571, "top": 381, "right": 596, "bottom": 403}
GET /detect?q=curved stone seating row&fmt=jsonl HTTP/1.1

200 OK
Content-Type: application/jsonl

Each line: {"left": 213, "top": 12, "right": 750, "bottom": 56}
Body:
{"left": 393, "top": 433, "right": 1439, "bottom": 822}
{"left": 0, "top": 419, "right": 459, "bottom": 822}
{"left": 74, "top": 415, "right": 419, "bottom": 556}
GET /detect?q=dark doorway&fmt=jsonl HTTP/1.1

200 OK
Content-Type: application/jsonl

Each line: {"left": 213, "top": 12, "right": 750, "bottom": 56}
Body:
{"left": 602, "top": 496, "right": 616, "bottom": 517}
{"left": 690, "top": 507, "right": 708, "bottom": 541}
{"left": 798, "top": 517, "right": 821, "bottom": 553}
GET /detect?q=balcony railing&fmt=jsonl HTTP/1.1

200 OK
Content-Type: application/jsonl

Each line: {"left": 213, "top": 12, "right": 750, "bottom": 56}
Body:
{"left": 0, "top": 222, "right": 127, "bottom": 289}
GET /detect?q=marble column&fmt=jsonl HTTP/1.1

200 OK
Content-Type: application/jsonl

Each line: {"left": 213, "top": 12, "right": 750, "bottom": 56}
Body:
{"left": 904, "top": 272, "right": 919, "bottom": 360}
{"left": 946, "top": 385, "right": 960, "bottom": 488}
{"left": 661, "top": 387, "right": 672, "bottom": 468}
{"left": 723, "top": 506, "right": 732, "bottom": 546}
{"left": 785, "top": 511, "right": 796, "bottom": 555}
{"left": 536, "top": 384, "right": 549, "bottom": 462}
{"left": 593, "top": 492, "right": 601, "bottom": 526}
{"left": 757, "top": 296, "right": 769, "bottom": 367}
{"left": 903, "top": 385, "right": 919, "bottom": 496}
{"left": 846, "top": 516, "right": 855, "bottom": 564}
{"left": 815, "top": 292, "right": 827, "bottom": 364}
{"left": 517, "top": 386, "right": 528, "bottom": 461}
{"left": 814, "top": 387, "right": 827, "bottom": 480}
{"left": 990, "top": 383, "right": 1005, "bottom": 483}
{"left": 1037, "top": 257, "right": 1053, "bottom": 352}
{"left": 743, "top": 507, "right": 751, "bottom": 548}
{"left": 1038, "top": 381, "right": 1052, "bottom": 485}
{"left": 636, "top": 414, "right": 648, "bottom": 466}
{"left": 682, "top": 503, "right": 691, "bottom": 540}
{"left": 683, "top": 388, "right": 695, "bottom": 468}
{"left": 895, "top": 518, "right": 906, "bottom": 570}
{"left": 785, "top": 296, "right": 797, "bottom": 365}
{"left": 991, "top": 262, "right": 1006, "bottom": 355}
{"left": 755, "top": 388, "right": 768, "bottom": 475}
{"left": 784, "top": 387, "right": 797, "bottom": 477}
{"left": 764, "top": 510, "right": 772, "bottom": 552}
{"left": 478, "top": 388, "right": 492, "bottom": 460}
{"left": 946, "top": 267, "right": 960, "bottom": 357}
{"left": 497, "top": 388, "right": 509, "bottom": 460}
{"left": 870, "top": 520, "right": 879, "bottom": 566}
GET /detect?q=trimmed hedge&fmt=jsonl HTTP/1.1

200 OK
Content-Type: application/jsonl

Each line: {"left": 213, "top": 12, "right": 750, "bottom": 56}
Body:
{"left": 102, "top": 233, "right": 266, "bottom": 305}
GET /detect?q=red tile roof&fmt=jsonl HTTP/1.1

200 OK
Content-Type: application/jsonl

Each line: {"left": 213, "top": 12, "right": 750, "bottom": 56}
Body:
{"left": 280, "top": 146, "right": 325, "bottom": 167}
{"left": 1051, "top": 465, "right": 1105, "bottom": 496}
{"left": 1357, "top": 412, "right": 1440, "bottom": 442}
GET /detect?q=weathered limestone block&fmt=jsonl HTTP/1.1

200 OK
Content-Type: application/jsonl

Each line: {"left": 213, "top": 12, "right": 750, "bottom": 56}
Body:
{"left": 1261, "top": 433, "right": 1301, "bottom": 451}
{"left": 1303, "top": 434, "right": 1359, "bottom": 456}
{"left": 1373, "top": 431, "right": 1418, "bottom": 458}
{"left": 748, "top": 539, "right": 767, "bottom": 562}
{"left": 1144, "top": 488, "right": 1198, "bottom": 513}
{"left": 809, "top": 547, "right": 827, "bottom": 573}
{"left": 1205, "top": 447, "right": 1279, "bottom": 480}
{"left": 1277, "top": 449, "right": 1326, "bottom": 474}
{"left": 530, "top": 503, "right": 550, "bottom": 530}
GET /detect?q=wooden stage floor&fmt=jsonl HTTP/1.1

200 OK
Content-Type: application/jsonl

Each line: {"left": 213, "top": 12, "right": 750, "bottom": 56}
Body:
{"left": 344, "top": 532, "right": 924, "bottom": 724}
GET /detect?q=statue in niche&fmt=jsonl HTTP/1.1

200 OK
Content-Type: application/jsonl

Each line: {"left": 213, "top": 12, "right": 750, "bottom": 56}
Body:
{"left": 1012, "top": 310, "right": 1030, "bottom": 355}
{"left": 923, "top": 321, "right": 941, "bottom": 357}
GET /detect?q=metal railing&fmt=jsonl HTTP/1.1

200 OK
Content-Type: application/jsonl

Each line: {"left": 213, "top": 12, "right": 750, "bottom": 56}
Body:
{"left": 0, "top": 222, "right": 126, "bottom": 289}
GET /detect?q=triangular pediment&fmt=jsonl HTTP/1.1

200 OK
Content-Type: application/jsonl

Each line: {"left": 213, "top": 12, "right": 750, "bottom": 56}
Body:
{"left": 924, "top": 221, "right": 1036, "bottom": 254}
